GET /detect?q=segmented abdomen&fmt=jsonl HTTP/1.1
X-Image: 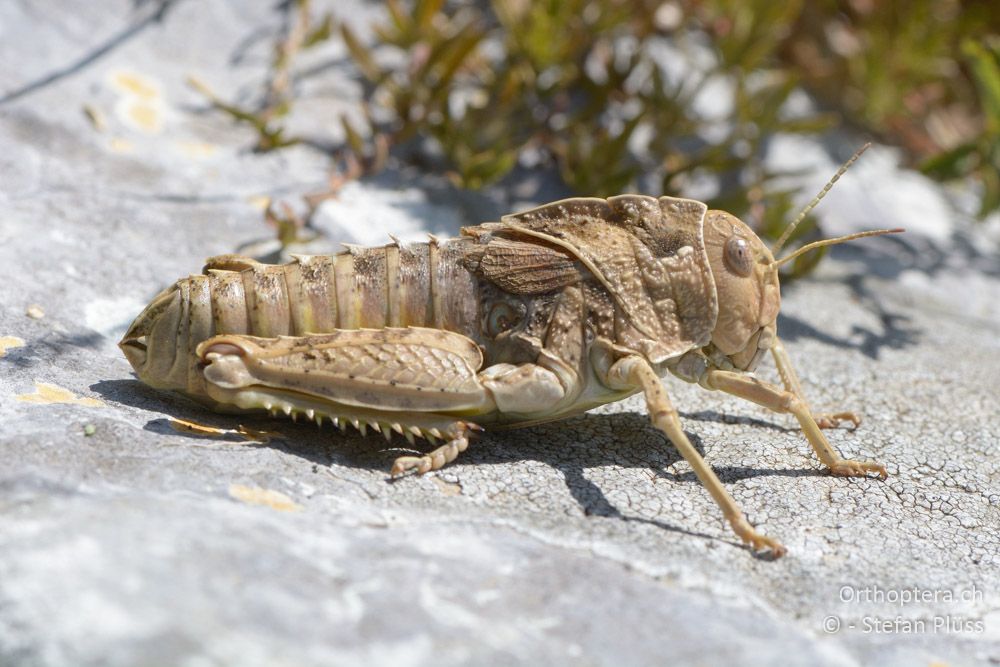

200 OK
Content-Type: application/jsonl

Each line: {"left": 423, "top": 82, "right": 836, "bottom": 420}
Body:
{"left": 174, "top": 238, "right": 481, "bottom": 398}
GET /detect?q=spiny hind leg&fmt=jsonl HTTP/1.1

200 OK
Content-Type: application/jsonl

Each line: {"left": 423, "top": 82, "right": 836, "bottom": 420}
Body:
{"left": 198, "top": 330, "right": 578, "bottom": 479}
{"left": 771, "top": 337, "right": 860, "bottom": 430}
{"left": 607, "top": 356, "right": 786, "bottom": 557}
{"left": 390, "top": 421, "right": 480, "bottom": 476}
{"left": 706, "top": 369, "right": 886, "bottom": 479}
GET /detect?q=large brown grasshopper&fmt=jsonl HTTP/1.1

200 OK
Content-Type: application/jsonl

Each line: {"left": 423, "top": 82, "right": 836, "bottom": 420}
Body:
{"left": 120, "top": 156, "right": 900, "bottom": 557}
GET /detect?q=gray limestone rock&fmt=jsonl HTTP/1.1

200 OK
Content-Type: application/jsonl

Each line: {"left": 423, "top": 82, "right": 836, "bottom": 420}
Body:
{"left": 1, "top": 2, "right": 998, "bottom": 666}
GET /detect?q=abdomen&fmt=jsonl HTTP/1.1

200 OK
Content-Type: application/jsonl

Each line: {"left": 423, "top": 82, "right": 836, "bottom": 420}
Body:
{"left": 120, "top": 238, "right": 483, "bottom": 399}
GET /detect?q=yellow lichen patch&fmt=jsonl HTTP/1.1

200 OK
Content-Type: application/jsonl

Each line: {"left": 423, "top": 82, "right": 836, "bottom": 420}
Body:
{"left": 112, "top": 72, "right": 159, "bottom": 99}
{"left": 25, "top": 304, "right": 44, "bottom": 319}
{"left": 0, "top": 336, "right": 25, "bottom": 358}
{"left": 110, "top": 137, "right": 134, "bottom": 153}
{"left": 16, "top": 382, "right": 104, "bottom": 407}
{"left": 176, "top": 141, "right": 218, "bottom": 159}
{"left": 228, "top": 484, "right": 302, "bottom": 512}
{"left": 247, "top": 195, "right": 272, "bottom": 211}
{"left": 168, "top": 417, "right": 279, "bottom": 444}
{"left": 127, "top": 101, "right": 162, "bottom": 133}
{"left": 109, "top": 71, "right": 164, "bottom": 134}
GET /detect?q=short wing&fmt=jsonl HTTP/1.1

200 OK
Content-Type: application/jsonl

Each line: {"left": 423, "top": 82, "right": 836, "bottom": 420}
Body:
{"left": 463, "top": 236, "right": 581, "bottom": 295}
{"left": 464, "top": 195, "right": 717, "bottom": 362}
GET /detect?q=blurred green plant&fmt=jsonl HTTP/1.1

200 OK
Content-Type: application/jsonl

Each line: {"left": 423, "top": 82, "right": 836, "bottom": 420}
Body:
{"left": 773, "top": 0, "right": 1000, "bottom": 217}
{"left": 190, "top": 0, "right": 334, "bottom": 151}
{"left": 199, "top": 0, "right": 999, "bottom": 277}
{"left": 338, "top": 0, "right": 845, "bottom": 277}
{"left": 920, "top": 38, "right": 1000, "bottom": 217}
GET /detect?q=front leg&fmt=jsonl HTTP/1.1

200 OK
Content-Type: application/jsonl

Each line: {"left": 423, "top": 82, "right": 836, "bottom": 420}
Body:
{"left": 606, "top": 356, "right": 786, "bottom": 557}
{"left": 705, "top": 369, "right": 887, "bottom": 479}
{"left": 771, "top": 338, "right": 860, "bottom": 430}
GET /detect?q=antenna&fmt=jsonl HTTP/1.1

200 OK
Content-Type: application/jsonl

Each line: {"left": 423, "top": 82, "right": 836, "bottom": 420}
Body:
{"left": 771, "top": 142, "right": 872, "bottom": 254}
{"left": 774, "top": 228, "right": 904, "bottom": 268}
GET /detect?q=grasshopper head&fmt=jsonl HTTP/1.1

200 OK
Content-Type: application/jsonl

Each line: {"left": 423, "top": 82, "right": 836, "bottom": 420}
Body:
{"left": 695, "top": 145, "right": 901, "bottom": 374}
{"left": 702, "top": 211, "right": 781, "bottom": 372}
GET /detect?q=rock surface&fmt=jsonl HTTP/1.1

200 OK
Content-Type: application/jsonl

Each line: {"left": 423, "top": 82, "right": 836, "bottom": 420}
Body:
{"left": 1, "top": 2, "right": 999, "bottom": 666}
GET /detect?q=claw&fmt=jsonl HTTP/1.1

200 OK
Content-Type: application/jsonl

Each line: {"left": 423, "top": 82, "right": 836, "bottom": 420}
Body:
{"left": 730, "top": 515, "right": 786, "bottom": 558}
{"left": 391, "top": 455, "right": 430, "bottom": 477}
{"left": 746, "top": 534, "right": 787, "bottom": 558}
{"left": 815, "top": 411, "right": 862, "bottom": 430}
{"left": 829, "top": 459, "right": 888, "bottom": 480}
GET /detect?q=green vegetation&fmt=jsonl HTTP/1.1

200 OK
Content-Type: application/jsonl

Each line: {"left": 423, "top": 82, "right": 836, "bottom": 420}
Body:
{"left": 195, "top": 0, "right": 1000, "bottom": 276}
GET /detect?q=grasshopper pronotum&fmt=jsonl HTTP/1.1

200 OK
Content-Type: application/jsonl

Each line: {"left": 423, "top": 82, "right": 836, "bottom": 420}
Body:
{"left": 121, "top": 148, "right": 900, "bottom": 556}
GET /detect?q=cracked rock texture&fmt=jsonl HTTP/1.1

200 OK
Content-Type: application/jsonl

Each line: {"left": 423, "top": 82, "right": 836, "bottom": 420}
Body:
{"left": 2, "top": 2, "right": 999, "bottom": 666}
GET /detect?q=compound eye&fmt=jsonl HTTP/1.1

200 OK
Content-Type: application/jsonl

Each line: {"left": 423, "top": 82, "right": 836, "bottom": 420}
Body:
{"left": 724, "top": 236, "right": 753, "bottom": 277}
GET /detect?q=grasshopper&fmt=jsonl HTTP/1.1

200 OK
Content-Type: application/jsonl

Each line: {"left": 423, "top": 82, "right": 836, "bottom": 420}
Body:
{"left": 120, "top": 150, "right": 900, "bottom": 557}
